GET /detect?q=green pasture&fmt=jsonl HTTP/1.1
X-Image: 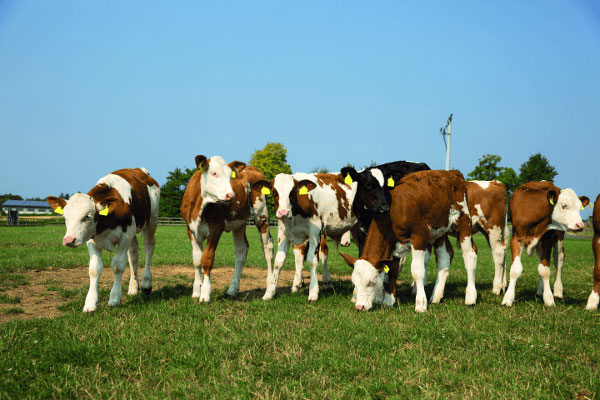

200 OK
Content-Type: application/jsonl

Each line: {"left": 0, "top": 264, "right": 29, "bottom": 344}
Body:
{"left": 0, "top": 225, "right": 599, "bottom": 399}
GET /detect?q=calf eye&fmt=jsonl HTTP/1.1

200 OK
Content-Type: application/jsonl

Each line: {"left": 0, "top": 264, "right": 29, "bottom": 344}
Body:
{"left": 211, "top": 172, "right": 218, "bottom": 177}
{"left": 561, "top": 204, "right": 567, "bottom": 209}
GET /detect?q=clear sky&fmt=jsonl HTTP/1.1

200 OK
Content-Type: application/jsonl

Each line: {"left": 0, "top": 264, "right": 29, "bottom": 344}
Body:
{"left": 1, "top": 1, "right": 599, "bottom": 216}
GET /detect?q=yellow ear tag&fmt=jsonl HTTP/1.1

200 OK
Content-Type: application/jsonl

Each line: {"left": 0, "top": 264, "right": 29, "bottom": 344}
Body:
{"left": 231, "top": 171, "right": 236, "bottom": 178}
{"left": 198, "top": 166, "right": 204, "bottom": 173}
{"left": 549, "top": 198, "right": 554, "bottom": 205}
{"left": 99, "top": 205, "right": 109, "bottom": 216}
{"left": 299, "top": 186, "right": 308, "bottom": 195}
{"left": 581, "top": 206, "right": 585, "bottom": 211}
{"left": 54, "top": 206, "right": 63, "bottom": 215}
{"left": 344, "top": 174, "right": 353, "bottom": 185}
{"left": 387, "top": 177, "right": 395, "bottom": 187}
{"left": 383, "top": 265, "right": 389, "bottom": 273}
{"left": 261, "top": 187, "right": 271, "bottom": 196}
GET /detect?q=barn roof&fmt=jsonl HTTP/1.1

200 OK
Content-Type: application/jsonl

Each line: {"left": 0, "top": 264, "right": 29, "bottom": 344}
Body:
{"left": 2, "top": 200, "right": 51, "bottom": 208}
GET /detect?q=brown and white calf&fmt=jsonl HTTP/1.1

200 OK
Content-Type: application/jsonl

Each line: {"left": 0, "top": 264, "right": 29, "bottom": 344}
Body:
{"left": 586, "top": 195, "right": 600, "bottom": 310}
{"left": 502, "top": 181, "right": 589, "bottom": 306}
{"left": 261, "top": 172, "right": 358, "bottom": 302}
{"left": 180, "top": 155, "right": 273, "bottom": 303}
{"left": 47, "top": 168, "right": 160, "bottom": 312}
{"left": 340, "top": 170, "right": 478, "bottom": 312}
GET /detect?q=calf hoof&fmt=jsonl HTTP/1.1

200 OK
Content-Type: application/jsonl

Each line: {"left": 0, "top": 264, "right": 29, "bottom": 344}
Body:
{"left": 141, "top": 287, "right": 152, "bottom": 295}
{"left": 83, "top": 305, "right": 97, "bottom": 313}
{"left": 222, "top": 292, "right": 236, "bottom": 300}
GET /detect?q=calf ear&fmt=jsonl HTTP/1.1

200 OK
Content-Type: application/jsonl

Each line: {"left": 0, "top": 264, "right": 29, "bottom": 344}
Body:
{"left": 340, "top": 167, "right": 359, "bottom": 185}
{"left": 339, "top": 252, "right": 358, "bottom": 267}
{"left": 295, "top": 180, "right": 317, "bottom": 195}
{"left": 375, "top": 258, "right": 394, "bottom": 271}
{"left": 580, "top": 196, "right": 590, "bottom": 207}
{"left": 96, "top": 197, "right": 119, "bottom": 216}
{"left": 252, "top": 180, "right": 272, "bottom": 196}
{"left": 47, "top": 196, "right": 67, "bottom": 213}
{"left": 547, "top": 189, "right": 558, "bottom": 206}
{"left": 228, "top": 161, "right": 247, "bottom": 175}
{"left": 195, "top": 155, "right": 209, "bottom": 172}
{"left": 382, "top": 173, "right": 397, "bottom": 190}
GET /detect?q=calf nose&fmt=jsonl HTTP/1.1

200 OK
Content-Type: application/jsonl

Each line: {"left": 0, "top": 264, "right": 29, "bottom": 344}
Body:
{"left": 63, "top": 236, "right": 76, "bottom": 247}
{"left": 574, "top": 222, "right": 584, "bottom": 230}
{"left": 379, "top": 204, "right": 390, "bottom": 213}
{"left": 355, "top": 304, "right": 365, "bottom": 311}
{"left": 277, "top": 209, "right": 289, "bottom": 218}
{"left": 224, "top": 192, "right": 234, "bottom": 201}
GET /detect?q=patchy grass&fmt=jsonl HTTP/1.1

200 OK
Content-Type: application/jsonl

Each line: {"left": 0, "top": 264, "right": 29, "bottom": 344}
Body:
{"left": 0, "top": 294, "right": 20, "bottom": 304}
{"left": 0, "top": 225, "right": 599, "bottom": 398}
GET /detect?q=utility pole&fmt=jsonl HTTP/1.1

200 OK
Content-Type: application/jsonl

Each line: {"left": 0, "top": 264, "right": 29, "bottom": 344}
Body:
{"left": 440, "top": 113, "right": 453, "bottom": 170}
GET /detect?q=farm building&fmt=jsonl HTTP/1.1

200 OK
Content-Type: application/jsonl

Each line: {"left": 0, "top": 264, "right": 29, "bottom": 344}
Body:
{"left": 1, "top": 200, "right": 52, "bottom": 215}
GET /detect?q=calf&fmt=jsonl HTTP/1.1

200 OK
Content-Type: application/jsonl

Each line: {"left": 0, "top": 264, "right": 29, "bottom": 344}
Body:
{"left": 180, "top": 155, "right": 273, "bottom": 303}
{"left": 47, "top": 168, "right": 160, "bottom": 312}
{"left": 262, "top": 172, "right": 358, "bottom": 301}
{"left": 586, "top": 195, "right": 600, "bottom": 310}
{"left": 340, "top": 160, "right": 431, "bottom": 253}
{"left": 502, "top": 181, "right": 588, "bottom": 306}
{"left": 340, "top": 170, "right": 478, "bottom": 312}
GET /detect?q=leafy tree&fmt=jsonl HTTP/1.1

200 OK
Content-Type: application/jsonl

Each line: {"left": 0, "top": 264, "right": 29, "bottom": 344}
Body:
{"left": 311, "top": 165, "right": 330, "bottom": 173}
{"left": 362, "top": 160, "right": 378, "bottom": 169}
{"left": 496, "top": 167, "right": 520, "bottom": 197}
{"left": 518, "top": 153, "right": 558, "bottom": 183}
{"left": 159, "top": 167, "right": 195, "bottom": 218}
{"left": 249, "top": 142, "right": 292, "bottom": 180}
{"left": 468, "top": 154, "right": 503, "bottom": 181}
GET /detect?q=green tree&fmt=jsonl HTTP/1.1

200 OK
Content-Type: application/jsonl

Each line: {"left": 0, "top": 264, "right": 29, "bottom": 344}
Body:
{"left": 518, "top": 153, "right": 558, "bottom": 183}
{"left": 159, "top": 167, "right": 195, "bottom": 218}
{"left": 248, "top": 142, "right": 292, "bottom": 180}
{"left": 496, "top": 167, "right": 520, "bottom": 197}
{"left": 311, "top": 165, "right": 329, "bottom": 173}
{"left": 468, "top": 154, "right": 503, "bottom": 181}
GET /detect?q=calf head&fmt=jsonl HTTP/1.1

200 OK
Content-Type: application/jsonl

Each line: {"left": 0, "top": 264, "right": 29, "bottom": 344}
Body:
{"left": 47, "top": 193, "right": 117, "bottom": 247}
{"left": 341, "top": 167, "right": 389, "bottom": 214}
{"left": 196, "top": 155, "right": 238, "bottom": 204}
{"left": 271, "top": 174, "right": 295, "bottom": 219}
{"left": 340, "top": 253, "right": 386, "bottom": 311}
{"left": 550, "top": 189, "right": 589, "bottom": 232}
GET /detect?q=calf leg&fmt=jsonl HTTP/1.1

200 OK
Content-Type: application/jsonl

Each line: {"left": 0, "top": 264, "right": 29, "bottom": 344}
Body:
{"left": 458, "top": 221, "right": 478, "bottom": 306}
{"left": 537, "top": 236, "right": 555, "bottom": 306}
{"left": 306, "top": 233, "right": 321, "bottom": 302}
{"left": 320, "top": 235, "right": 332, "bottom": 289}
{"left": 262, "top": 232, "right": 290, "bottom": 300}
{"left": 411, "top": 245, "right": 431, "bottom": 296}
{"left": 489, "top": 225, "right": 507, "bottom": 295}
{"left": 291, "top": 243, "right": 307, "bottom": 293}
{"left": 586, "top": 233, "right": 600, "bottom": 310}
{"left": 255, "top": 214, "right": 274, "bottom": 291}
{"left": 127, "top": 236, "right": 140, "bottom": 295}
{"left": 383, "top": 258, "right": 401, "bottom": 307}
{"left": 191, "top": 237, "right": 204, "bottom": 299}
{"left": 197, "top": 228, "right": 223, "bottom": 303}
{"left": 553, "top": 238, "right": 565, "bottom": 298}
{"left": 430, "top": 236, "right": 453, "bottom": 304}
{"left": 140, "top": 223, "right": 157, "bottom": 295}
{"left": 227, "top": 226, "right": 249, "bottom": 297}
{"left": 502, "top": 237, "right": 524, "bottom": 306}
{"left": 108, "top": 233, "right": 134, "bottom": 307}
{"left": 83, "top": 241, "right": 103, "bottom": 312}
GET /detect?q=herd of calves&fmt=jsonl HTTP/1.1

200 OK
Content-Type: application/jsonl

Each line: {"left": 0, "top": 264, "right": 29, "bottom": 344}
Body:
{"left": 46, "top": 155, "right": 600, "bottom": 313}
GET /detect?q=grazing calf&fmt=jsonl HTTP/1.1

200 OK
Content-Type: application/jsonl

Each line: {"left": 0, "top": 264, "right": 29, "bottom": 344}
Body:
{"left": 262, "top": 172, "right": 358, "bottom": 302}
{"left": 47, "top": 168, "right": 160, "bottom": 312}
{"left": 587, "top": 195, "right": 600, "bottom": 310}
{"left": 502, "top": 181, "right": 588, "bottom": 306}
{"left": 340, "top": 160, "right": 431, "bottom": 253}
{"left": 340, "top": 170, "right": 478, "bottom": 312}
{"left": 180, "top": 155, "right": 273, "bottom": 303}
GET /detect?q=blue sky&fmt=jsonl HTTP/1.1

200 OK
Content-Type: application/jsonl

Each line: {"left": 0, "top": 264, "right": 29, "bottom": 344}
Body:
{"left": 1, "top": 1, "right": 599, "bottom": 216}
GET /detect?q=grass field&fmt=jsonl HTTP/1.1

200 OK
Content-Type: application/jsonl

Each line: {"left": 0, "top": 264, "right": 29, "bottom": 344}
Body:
{"left": 0, "top": 225, "right": 599, "bottom": 399}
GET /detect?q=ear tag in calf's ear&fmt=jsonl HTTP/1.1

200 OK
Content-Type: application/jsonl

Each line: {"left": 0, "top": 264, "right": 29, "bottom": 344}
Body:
{"left": 299, "top": 186, "right": 308, "bottom": 195}
{"left": 383, "top": 264, "right": 389, "bottom": 273}
{"left": 549, "top": 198, "right": 554, "bottom": 206}
{"left": 54, "top": 207, "right": 63, "bottom": 215}
{"left": 261, "top": 187, "right": 271, "bottom": 196}
{"left": 581, "top": 205, "right": 585, "bottom": 211}
{"left": 198, "top": 166, "right": 204, "bottom": 173}
{"left": 231, "top": 171, "right": 236, "bottom": 178}
{"left": 99, "top": 205, "right": 109, "bottom": 216}
{"left": 387, "top": 177, "right": 395, "bottom": 187}
{"left": 344, "top": 174, "right": 353, "bottom": 185}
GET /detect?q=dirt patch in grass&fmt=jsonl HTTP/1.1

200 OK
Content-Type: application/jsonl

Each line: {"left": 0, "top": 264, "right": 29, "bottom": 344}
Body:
{"left": 0, "top": 265, "right": 350, "bottom": 324}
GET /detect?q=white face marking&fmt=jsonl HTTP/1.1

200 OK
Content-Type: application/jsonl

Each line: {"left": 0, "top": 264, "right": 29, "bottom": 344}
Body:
{"left": 62, "top": 193, "right": 97, "bottom": 247}
{"left": 96, "top": 174, "right": 132, "bottom": 204}
{"left": 201, "top": 156, "right": 234, "bottom": 203}
{"left": 351, "top": 259, "right": 383, "bottom": 310}
{"left": 370, "top": 168, "right": 384, "bottom": 187}
{"left": 549, "top": 188, "right": 584, "bottom": 231}
{"left": 471, "top": 180, "right": 491, "bottom": 190}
